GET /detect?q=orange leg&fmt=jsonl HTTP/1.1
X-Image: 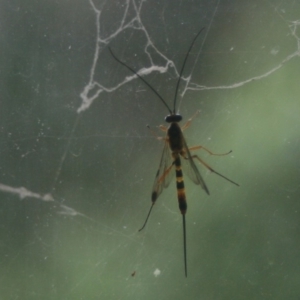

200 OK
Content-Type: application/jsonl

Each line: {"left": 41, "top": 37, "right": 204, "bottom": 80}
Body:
{"left": 159, "top": 125, "right": 168, "bottom": 132}
{"left": 181, "top": 110, "right": 200, "bottom": 131}
{"left": 147, "top": 125, "right": 166, "bottom": 141}
{"left": 188, "top": 145, "right": 232, "bottom": 156}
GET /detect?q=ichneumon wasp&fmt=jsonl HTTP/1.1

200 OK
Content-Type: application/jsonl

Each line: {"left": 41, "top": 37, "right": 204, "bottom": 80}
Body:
{"left": 109, "top": 27, "right": 239, "bottom": 277}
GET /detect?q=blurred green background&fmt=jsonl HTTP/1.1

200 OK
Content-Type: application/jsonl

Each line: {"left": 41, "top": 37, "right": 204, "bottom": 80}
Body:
{"left": 1, "top": 0, "right": 300, "bottom": 299}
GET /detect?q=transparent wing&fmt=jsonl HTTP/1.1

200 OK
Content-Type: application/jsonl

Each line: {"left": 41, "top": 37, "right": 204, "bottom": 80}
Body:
{"left": 180, "top": 134, "right": 209, "bottom": 195}
{"left": 151, "top": 139, "right": 175, "bottom": 201}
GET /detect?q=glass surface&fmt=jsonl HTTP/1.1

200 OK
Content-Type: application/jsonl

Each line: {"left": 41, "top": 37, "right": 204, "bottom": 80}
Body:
{"left": 1, "top": 0, "right": 300, "bottom": 299}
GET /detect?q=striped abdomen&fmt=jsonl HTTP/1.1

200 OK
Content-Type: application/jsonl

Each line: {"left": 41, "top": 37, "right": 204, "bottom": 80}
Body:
{"left": 173, "top": 153, "right": 187, "bottom": 215}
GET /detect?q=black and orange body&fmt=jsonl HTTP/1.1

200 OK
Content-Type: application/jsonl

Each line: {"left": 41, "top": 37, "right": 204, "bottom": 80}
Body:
{"left": 167, "top": 121, "right": 188, "bottom": 277}
{"left": 109, "top": 27, "right": 239, "bottom": 277}
{"left": 174, "top": 154, "right": 187, "bottom": 214}
{"left": 172, "top": 145, "right": 188, "bottom": 277}
{"left": 168, "top": 121, "right": 187, "bottom": 215}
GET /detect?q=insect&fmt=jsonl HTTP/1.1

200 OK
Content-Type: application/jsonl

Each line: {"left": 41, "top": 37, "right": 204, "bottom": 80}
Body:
{"left": 109, "top": 28, "right": 239, "bottom": 277}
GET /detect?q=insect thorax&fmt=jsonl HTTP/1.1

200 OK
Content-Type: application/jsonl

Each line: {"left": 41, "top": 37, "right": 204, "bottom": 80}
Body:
{"left": 168, "top": 122, "right": 183, "bottom": 152}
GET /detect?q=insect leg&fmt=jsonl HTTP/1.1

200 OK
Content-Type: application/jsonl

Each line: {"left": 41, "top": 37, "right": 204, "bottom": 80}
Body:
{"left": 181, "top": 110, "right": 200, "bottom": 131}
{"left": 189, "top": 145, "right": 232, "bottom": 156}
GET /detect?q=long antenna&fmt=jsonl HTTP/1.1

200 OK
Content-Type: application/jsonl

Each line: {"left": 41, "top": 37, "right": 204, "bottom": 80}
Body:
{"left": 109, "top": 27, "right": 204, "bottom": 116}
{"left": 173, "top": 27, "right": 205, "bottom": 114}
{"left": 109, "top": 48, "right": 172, "bottom": 115}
